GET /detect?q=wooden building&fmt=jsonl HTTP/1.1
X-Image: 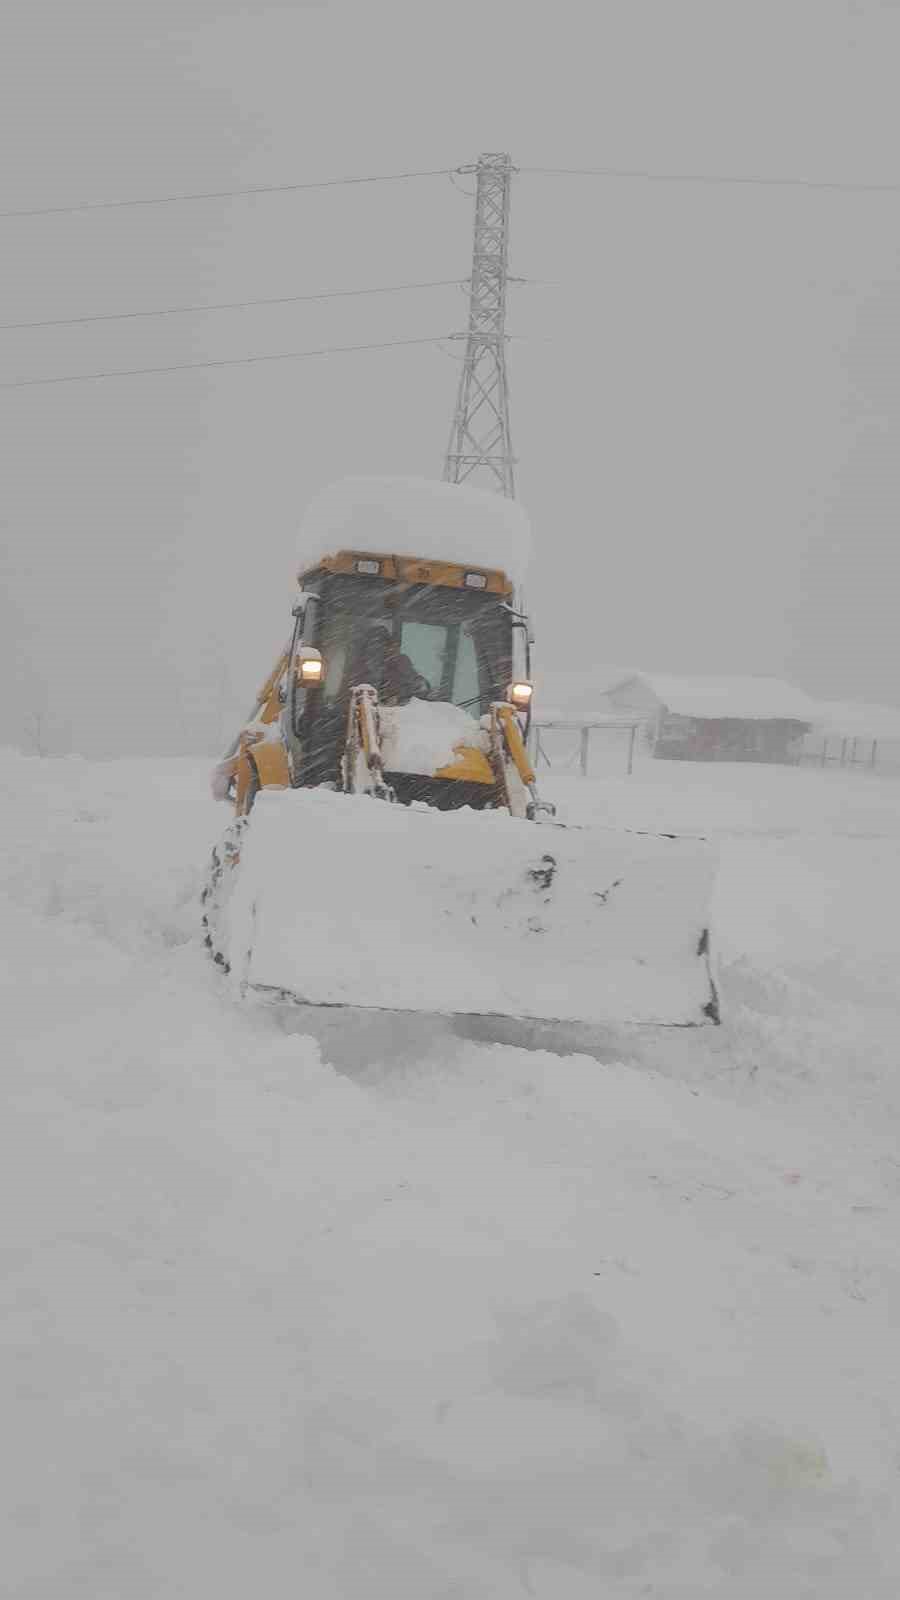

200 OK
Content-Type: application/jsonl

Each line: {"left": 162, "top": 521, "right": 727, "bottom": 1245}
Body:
{"left": 591, "top": 673, "right": 818, "bottom": 764}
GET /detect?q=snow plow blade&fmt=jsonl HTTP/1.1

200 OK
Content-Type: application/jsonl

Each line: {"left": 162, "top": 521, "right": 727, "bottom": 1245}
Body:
{"left": 212, "top": 789, "right": 719, "bottom": 1028}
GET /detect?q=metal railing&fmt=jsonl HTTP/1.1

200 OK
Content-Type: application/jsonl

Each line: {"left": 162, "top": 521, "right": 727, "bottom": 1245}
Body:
{"left": 529, "top": 717, "right": 643, "bottom": 777}
{"left": 801, "top": 735, "right": 880, "bottom": 769}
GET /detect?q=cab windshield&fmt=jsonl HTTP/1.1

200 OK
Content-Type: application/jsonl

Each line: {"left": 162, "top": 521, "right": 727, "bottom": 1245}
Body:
{"left": 313, "top": 573, "right": 511, "bottom": 718}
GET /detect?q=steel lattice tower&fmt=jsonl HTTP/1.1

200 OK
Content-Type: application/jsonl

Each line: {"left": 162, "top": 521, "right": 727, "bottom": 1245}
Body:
{"left": 443, "top": 152, "right": 516, "bottom": 497}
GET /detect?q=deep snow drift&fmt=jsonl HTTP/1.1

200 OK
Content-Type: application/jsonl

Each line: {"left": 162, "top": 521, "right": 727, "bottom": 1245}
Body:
{"left": 3, "top": 748, "right": 899, "bottom": 1597}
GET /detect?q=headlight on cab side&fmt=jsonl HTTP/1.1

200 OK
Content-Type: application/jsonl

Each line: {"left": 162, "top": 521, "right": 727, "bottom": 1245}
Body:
{"left": 297, "top": 648, "right": 324, "bottom": 685}
{"left": 507, "top": 681, "right": 533, "bottom": 710}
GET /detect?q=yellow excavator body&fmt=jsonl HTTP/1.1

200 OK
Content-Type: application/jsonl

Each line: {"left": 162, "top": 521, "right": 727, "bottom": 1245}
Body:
{"left": 204, "top": 477, "right": 720, "bottom": 1032}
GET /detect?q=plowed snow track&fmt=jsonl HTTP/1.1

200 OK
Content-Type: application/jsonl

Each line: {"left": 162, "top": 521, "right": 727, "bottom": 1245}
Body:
{"left": 3, "top": 749, "right": 900, "bottom": 1597}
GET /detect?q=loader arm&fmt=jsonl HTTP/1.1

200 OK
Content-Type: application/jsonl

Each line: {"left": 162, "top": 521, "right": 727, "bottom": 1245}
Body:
{"left": 212, "top": 649, "right": 291, "bottom": 811}
{"left": 489, "top": 702, "right": 556, "bottom": 822}
{"left": 342, "top": 684, "right": 393, "bottom": 801}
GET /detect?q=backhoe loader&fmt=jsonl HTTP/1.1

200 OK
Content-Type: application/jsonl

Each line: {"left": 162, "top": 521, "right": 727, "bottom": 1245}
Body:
{"left": 204, "top": 476, "right": 719, "bottom": 1030}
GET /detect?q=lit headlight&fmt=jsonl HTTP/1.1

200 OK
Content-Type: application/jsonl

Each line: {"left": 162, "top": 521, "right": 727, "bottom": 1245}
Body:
{"left": 508, "top": 681, "right": 533, "bottom": 710}
{"left": 355, "top": 558, "right": 381, "bottom": 576}
{"left": 464, "top": 571, "right": 488, "bottom": 590}
{"left": 297, "top": 651, "right": 324, "bottom": 685}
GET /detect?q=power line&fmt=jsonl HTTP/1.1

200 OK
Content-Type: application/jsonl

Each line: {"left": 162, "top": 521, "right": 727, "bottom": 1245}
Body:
{"left": 519, "top": 165, "right": 900, "bottom": 194}
{"left": 0, "top": 167, "right": 454, "bottom": 221}
{"left": 3, "top": 162, "right": 896, "bottom": 223}
{"left": 0, "top": 333, "right": 451, "bottom": 390}
{"left": 0, "top": 278, "right": 463, "bottom": 333}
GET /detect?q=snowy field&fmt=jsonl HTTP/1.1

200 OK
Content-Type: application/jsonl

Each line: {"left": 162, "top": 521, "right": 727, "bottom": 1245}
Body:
{"left": 3, "top": 748, "right": 900, "bottom": 1597}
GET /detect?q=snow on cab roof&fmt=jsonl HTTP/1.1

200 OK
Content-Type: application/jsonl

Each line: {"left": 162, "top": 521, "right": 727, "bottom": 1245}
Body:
{"left": 609, "top": 672, "right": 820, "bottom": 723}
{"left": 297, "top": 475, "right": 531, "bottom": 589}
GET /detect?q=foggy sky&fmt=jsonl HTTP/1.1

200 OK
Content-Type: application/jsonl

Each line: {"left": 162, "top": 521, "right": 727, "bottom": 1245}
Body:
{"left": 3, "top": 0, "right": 899, "bottom": 757}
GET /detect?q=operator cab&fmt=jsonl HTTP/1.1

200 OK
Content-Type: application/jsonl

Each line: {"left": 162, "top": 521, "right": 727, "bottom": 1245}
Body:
{"left": 288, "top": 551, "right": 527, "bottom": 801}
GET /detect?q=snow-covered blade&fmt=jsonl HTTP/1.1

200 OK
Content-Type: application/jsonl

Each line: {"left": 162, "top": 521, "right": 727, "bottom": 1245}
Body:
{"left": 214, "top": 789, "right": 719, "bottom": 1027}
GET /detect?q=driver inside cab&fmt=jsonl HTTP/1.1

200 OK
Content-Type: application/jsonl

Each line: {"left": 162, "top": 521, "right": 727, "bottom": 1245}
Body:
{"left": 355, "top": 620, "right": 436, "bottom": 706}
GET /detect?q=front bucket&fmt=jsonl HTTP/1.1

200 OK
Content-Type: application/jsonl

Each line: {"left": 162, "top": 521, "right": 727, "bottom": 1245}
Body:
{"left": 211, "top": 789, "right": 719, "bottom": 1028}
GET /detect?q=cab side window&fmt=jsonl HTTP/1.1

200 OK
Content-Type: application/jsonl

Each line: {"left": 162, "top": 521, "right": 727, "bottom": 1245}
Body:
{"left": 452, "top": 628, "right": 480, "bottom": 714}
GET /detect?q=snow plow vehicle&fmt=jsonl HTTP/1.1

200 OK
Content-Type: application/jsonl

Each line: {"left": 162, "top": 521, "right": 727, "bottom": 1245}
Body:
{"left": 204, "top": 476, "right": 719, "bottom": 1030}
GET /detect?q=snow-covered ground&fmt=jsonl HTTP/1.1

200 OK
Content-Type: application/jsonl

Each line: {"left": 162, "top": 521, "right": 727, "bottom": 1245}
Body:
{"left": 3, "top": 748, "right": 899, "bottom": 1597}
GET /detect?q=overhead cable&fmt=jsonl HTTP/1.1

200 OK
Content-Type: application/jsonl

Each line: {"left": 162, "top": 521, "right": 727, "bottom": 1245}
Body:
{"left": 0, "top": 333, "right": 451, "bottom": 390}
{"left": 4, "top": 163, "right": 896, "bottom": 221}
{"left": 519, "top": 165, "right": 900, "bottom": 194}
{"left": 0, "top": 167, "right": 454, "bottom": 221}
{"left": 0, "top": 278, "right": 463, "bottom": 333}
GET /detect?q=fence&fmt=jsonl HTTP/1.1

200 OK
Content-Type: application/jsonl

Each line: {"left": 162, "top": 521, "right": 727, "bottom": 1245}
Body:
{"left": 801, "top": 735, "right": 881, "bottom": 770}
{"left": 529, "top": 717, "right": 644, "bottom": 778}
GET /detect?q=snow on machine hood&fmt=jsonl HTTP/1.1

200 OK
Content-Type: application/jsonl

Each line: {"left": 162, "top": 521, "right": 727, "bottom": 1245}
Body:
{"left": 379, "top": 699, "right": 488, "bottom": 778}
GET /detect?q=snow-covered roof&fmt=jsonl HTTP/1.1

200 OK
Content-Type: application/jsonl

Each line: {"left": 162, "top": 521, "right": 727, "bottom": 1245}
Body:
{"left": 609, "top": 672, "right": 820, "bottom": 723}
{"left": 811, "top": 699, "right": 900, "bottom": 741}
{"left": 297, "top": 476, "right": 531, "bottom": 587}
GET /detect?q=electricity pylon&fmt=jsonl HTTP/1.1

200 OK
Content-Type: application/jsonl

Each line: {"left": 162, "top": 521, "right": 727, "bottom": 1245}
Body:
{"left": 443, "top": 152, "right": 516, "bottom": 498}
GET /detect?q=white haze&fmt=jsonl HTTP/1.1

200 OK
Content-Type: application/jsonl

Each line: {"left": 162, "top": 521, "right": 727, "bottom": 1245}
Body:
{"left": 2, "top": 0, "right": 899, "bottom": 757}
